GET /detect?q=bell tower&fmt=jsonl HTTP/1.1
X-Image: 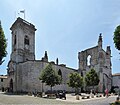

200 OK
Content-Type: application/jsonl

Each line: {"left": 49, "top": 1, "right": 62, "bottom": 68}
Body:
{"left": 98, "top": 33, "right": 102, "bottom": 50}
{"left": 10, "top": 17, "right": 36, "bottom": 63}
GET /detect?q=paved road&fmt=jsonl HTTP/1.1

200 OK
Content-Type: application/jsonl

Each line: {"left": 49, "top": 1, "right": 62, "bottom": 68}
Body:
{"left": 0, "top": 92, "right": 117, "bottom": 105}
{"left": 62, "top": 94, "right": 117, "bottom": 105}
{"left": 77, "top": 96, "right": 116, "bottom": 105}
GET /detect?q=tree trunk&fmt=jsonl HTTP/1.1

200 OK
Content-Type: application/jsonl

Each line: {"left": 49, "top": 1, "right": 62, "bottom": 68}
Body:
{"left": 75, "top": 88, "right": 79, "bottom": 95}
{"left": 93, "top": 85, "right": 95, "bottom": 95}
{"left": 51, "top": 86, "right": 52, "bottom": 92}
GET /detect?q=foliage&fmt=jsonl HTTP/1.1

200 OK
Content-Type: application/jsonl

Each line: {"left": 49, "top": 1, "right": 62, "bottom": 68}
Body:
{"left": 67, "top": 72, "right": 83, "bottom": 91}
{"left": 110, "top": 101, "right": 120, "bottom": 105}
{"left": 85, "top": 69, "right": 99, "bottom": 88}
{"left": 39, "top": 63, "right": 62, "bottom": 91}
{"left": 113, "top": 25, "right": 120, "bottom": 51}
{"left": 0, "top": 21, "right": 7, "bottom": 65}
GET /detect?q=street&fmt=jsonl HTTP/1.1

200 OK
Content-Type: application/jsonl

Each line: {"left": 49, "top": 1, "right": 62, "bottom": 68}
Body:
{"left": 76, "top": 96, "right": 116, "bottom": 105}
{"left": 0, "top": 92, "right": 117, "bottom": 105}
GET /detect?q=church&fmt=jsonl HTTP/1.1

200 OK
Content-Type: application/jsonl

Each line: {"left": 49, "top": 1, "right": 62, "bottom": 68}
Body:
{"left": 7, "top": 17, "right": 112, "bottom": 93}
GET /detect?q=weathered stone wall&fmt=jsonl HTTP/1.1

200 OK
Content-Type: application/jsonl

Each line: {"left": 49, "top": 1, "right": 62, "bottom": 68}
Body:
{"left": 78, "top": 35, "right": 112, "bottom": 92}
{"left": 16, "top": 61, "right": 75, "bottom": 92}
{"left": 10, "top": 18, "right": 36, "bottom": 63}
{"left": 112, "top": 74, "right": 120, "bottom": 88}
{"left": 0, "top": 77, "right": 7, "bottom": 90}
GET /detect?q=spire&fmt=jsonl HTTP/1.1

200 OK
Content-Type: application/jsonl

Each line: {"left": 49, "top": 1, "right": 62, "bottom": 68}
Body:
{"left": 98, "top": 33, "right": 102, "bottom": 42}
{"left": 56, "top": 58, "right": 59, "bottom": 65}
{"left": 98, "top": 33, "right": 102, "bottom": 49}
{"left": 41, "top": 51, "right": 48, "bottom": 62}
{"left": 0, "top": 20, "right": 1, "bottom": 28}
{"left": 44, "top": 51, "right": 48, "bottom": 60}
{"left": 106, "top": 46, "right": 111, "bottom": 55}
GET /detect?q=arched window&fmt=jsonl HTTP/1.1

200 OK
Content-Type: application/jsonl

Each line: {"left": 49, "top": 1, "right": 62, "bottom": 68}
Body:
{"left": 10, "top": 79, "right": 13, "bottom": 92}
{"left": 58, "top": 69, "right": 62, "bottom": 77}
{"left": 87, "top": 55, "right": 91, "bottom": 66}
{"left": 14, "top": 35, "right": 16, "bottom": 45}
{"left": 24, "top": 36, "right": 29, "bottom": 45}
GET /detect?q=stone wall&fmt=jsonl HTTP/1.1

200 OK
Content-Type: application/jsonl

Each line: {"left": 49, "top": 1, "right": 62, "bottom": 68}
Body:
{"left": 112, "top": 74, "right": 120, "bottom": 88}
{"left": 16, "top": 60, "right": 75, "bottom": 92}
{"left": 78, "top": 35, "right": 112, "bottom": 92}
{"left": 0, "top": 76, "right": 7, "bottom": 90}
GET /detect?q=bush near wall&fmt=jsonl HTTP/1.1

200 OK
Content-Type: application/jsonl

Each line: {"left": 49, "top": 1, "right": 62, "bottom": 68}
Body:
{"left": 110, "top": 100, "right": 120, "bottom": 105}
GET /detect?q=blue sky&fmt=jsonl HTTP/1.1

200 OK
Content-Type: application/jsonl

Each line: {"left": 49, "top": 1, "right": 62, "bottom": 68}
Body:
{"left": 0, "top": 0, "right": 120, "bottom": 75}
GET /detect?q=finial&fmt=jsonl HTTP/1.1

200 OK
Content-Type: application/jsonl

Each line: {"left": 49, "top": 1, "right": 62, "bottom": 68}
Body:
{"left": 99, "top": 33, "right": 102, "bottom": 42}
{"left": 100, "top": 33, "right": 102, "bottom": 36}
{"left": 56, "top": 58, "right": 59, "bottom": 65}
{"left": 0, "top": 20, "right": 1, "bottom": 26}
{"left": 44, "top": 51, "right": 48, "bottom": 59}
{"left": 98, "top": 33, "right": 103, "bottom": 49}
{"left": 106, "top": 46, "right": 111, "bottom": 51}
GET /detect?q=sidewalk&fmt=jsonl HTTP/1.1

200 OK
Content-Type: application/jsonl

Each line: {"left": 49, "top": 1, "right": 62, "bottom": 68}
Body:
{"left": 57, "top": 93, "right": 116, "bottom": 102}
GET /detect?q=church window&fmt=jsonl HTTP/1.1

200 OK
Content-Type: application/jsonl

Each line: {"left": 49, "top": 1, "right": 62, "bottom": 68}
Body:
{"left": 87, "top": 55, "right": 91, "bottom": 66}
{"left": 10, "top": 79, "right": 13, "bottom": 92}
{"left": 14, "top": 35, "right": 16, "bottom": 45}
{"left": 58, "top": 69, "right": 62, "bottom": 77}
{"left": 24, "top": 36, "right": 29, "bottom": 45}
{"left": 1, "top": 78, "right": 3, "bottom": 82}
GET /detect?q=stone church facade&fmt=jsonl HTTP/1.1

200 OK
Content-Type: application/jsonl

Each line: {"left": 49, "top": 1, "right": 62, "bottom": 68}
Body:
{"left": 7, "top": 17, "right": 112, "bottom": 93}
{"left": 78, "top": 34, "right": 112, "bottom": 92}
{"left": 7, "top": 18, "right": 75, "bottom": 93}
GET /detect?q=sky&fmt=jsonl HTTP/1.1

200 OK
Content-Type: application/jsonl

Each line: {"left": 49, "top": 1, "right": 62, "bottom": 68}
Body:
{"left": 0, "top": 0, "right": 120, "bottom": 75}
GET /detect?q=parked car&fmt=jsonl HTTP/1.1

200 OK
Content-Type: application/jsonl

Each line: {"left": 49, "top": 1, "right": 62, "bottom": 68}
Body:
{"left": 56, "top": 90, "right": 66, "bottom": 100}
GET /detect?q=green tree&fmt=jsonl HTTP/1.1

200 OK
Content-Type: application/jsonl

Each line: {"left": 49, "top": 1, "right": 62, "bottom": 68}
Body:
{"left": 39, "top": 63, "right": 62, "bottom": 92}
{"left": 85, "top": 69, "right": 99, "bottom": 90}
{"left": 113, "top": 25, "right": 120, "bottom": 51}
{"left": 0, "top": 21, "right": 7, "bottom": 65}
{"left": 67, "top": 72, "right": 83, "bottom": 94}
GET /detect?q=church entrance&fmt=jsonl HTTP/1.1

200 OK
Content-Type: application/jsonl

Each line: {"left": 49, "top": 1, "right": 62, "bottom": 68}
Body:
{"left": 9, "top": 79, "right": 13, "bottom": 92}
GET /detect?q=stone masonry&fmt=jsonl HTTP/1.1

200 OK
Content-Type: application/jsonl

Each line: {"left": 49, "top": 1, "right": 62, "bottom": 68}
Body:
{"left": 78, "top": 34, "right": 112, "bottom": 92}
{"left": 7, "top": 17, "right": 112, "bottom": 93}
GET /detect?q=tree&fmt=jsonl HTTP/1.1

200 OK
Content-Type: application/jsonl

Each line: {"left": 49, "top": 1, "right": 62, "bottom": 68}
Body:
{"left": 39, "top": 63, "right": 62, "bottom": 92}
{"left": 113, "top": 25, "right": 120, "bottom": 51}
{"left": 0, "top": 21, "right": 7, "bottom": 65}
{"left": 67, "top": 72, "right": 83, "bottom": 94}
{"left": 85, "top": 69, "right": 99, "bottom": 90}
